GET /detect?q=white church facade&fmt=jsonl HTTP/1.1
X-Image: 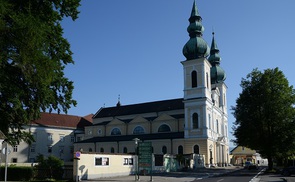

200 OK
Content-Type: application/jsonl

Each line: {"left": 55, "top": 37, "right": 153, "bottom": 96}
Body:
{"left": 74, "top": 1, "right": 229, "bottom": 168}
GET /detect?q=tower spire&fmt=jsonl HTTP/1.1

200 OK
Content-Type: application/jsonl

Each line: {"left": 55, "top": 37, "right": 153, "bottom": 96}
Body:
{"left": 116, "top": 94, "right": 121, "bottom": 107}
{"left": 183, "top": 1, "right": 209, "bottom": 60}
{"left": 208, "top": 32, "right": 226, "bottom": 83}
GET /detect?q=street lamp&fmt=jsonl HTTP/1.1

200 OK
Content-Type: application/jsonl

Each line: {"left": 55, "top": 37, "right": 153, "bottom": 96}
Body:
{"left": 133, "top": 138, "right": 140, "bottom": 181}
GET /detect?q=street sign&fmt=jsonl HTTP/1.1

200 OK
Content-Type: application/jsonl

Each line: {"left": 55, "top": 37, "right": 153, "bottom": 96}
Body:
{"left": 75, "top": 151, "right": 81, "bottom": 158}
{"left": 138, "top": 142, "right": 152, "bottom": 168}
{"left": 2, "top": 148, "right": 11, "bottom": 155}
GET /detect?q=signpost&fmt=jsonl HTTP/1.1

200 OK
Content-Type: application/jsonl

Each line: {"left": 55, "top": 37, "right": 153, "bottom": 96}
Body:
{"left": 138, "top": 142, "right": 152, "bottom": 181}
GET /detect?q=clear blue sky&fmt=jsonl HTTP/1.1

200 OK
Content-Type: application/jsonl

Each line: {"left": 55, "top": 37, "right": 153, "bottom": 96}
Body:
{"left": 61, "top": 0, "right": 295, "bottom": 147}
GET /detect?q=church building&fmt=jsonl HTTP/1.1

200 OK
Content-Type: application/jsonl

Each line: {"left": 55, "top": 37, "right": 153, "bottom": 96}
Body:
{"left": 75, "top": 1, "right": 229, "bottom": 167}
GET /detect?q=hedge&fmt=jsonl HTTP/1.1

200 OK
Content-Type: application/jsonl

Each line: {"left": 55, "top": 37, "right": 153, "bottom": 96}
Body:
{"left": 0, "top": 166, "right": 33, "bottom": 181}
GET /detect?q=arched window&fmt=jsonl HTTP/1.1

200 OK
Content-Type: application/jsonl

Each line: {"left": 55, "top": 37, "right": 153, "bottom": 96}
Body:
{"left": 193, "top": 145, "right": 199, "bottom": 154}
{"left": 162, "top": 146, "right": 167, "bottom": 154}
{"left": 178, "top": 145, "right": 183, "bottom": 155}
{"left": 111, "top": 147, "right": 115, "bottom": 153}
{"left": 100, "top": 148, "right": 104, "bottom": 153}
{"left": 133, "top": 126, "right": 145, "bottom": 134}
{"left": 191, "top": 71, "right": 197, "bottom": 88}
{"left": 123, "top": 147, "right": 127, "bottom": 153}
{"left": 206, "top": 72, "right": 209, "bottom": 88}
{"left": 216, "top": 120, "right": 219, "bottom": 133}
{"left": 111, "top": 128, "right": 121, "bottom": 135}
{"left": 208, "top": 114, "right": 211, "bottom": 129}
{"left": 89, "top": 148, "right": 93, "bottom": 152}
{"left": 192, "top": 113, "right": 199, "bottom": 129}
{"left": 158, "top": 124, "right": 171, "bottom": 132}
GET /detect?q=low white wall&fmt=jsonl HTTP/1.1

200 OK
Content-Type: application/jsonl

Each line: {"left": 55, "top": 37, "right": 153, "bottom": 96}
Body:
{"left": 73, "top": 153, "right": 135, "bottom": 180}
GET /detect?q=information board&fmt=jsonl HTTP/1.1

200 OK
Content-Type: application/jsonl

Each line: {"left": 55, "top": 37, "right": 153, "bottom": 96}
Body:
{"left": 138, "top": 142, "right": 152, "bottom": 170}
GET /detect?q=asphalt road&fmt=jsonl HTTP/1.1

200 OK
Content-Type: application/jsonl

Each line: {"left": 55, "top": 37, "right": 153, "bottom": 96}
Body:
{"left": 193, "top": 167, "right": 264, "bottom": 182}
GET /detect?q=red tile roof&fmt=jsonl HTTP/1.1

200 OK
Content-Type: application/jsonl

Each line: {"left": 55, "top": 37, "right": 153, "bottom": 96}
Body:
{"left": 31, "top": 112, "right": 93, "bottom": 129}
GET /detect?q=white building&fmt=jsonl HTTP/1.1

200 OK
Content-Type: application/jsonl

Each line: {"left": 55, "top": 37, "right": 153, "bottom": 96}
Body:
{"left": 1, "top": 112, "right": 92, "bottom": 163}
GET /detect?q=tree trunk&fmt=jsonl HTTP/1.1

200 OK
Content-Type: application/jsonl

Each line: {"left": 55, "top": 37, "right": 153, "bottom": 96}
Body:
{"left": 268, "top": 156, "right": 273, "bottom": 170}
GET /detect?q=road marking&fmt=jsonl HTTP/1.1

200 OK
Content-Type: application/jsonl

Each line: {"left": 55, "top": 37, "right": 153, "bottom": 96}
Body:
{"left": 217, "top": 179, "right": 224, "bottom": 182}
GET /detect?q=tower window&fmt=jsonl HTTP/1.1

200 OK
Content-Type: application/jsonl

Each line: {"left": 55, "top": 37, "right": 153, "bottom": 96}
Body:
{"left": 192, "top": 113, "right": 199, "bottom": 129}
{"left": 206, "top": 72, "right": 209, "bottom": 88}
{"left": 191, "top": 71, "right": 197, "bottom": 88}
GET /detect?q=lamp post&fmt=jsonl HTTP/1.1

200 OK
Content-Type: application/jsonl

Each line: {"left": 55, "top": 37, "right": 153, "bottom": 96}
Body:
{"left": 133, "top": 138, "right": 140, "bottom": 181}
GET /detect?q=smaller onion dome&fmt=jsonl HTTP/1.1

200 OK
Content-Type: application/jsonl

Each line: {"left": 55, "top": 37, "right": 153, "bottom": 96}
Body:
{"left": 209, "top": 32, "right": 226, "bottom": 83}
{"left": 183, "top": 1, "right": 209, "bottom": 60}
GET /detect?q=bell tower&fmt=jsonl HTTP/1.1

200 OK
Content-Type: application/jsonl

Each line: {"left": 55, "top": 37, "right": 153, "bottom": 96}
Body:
{"left": 181, "top": 1, "right": 212, "bottom": 138}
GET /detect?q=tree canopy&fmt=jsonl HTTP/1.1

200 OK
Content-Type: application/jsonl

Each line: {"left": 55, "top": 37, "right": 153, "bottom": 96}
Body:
{"left": 232, "top": 68, "right": 295, "bottom": 169}
{"left": 0, "top": 0, "right": 80, "bottom": 145}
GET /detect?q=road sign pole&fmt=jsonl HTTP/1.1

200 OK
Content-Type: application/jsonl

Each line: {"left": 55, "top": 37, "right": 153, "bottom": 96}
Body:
{"left": 4, "top": 143, "right": 8, "bottom": 182}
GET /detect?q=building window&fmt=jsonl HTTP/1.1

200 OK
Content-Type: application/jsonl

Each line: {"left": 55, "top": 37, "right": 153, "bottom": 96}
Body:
{"left": 97, "top": 129, "right": 102, "bottom": 135}
{"left": 29, "top": 158, "right": 35, "bottom": 163}
{"left": 162, "top": 146, "right": 167, "bottom": 154}
{"left": 70, "top": 147, "right": 74, "bottom": 153}
{"left": 13, "top": 145, "right": 18, "bottom": 152}
{"left": 158, "top": 124, "right": 171, "bottom": 133}
{"left": 111, "top": 147, "right": 115, "bottom": 153}
{"left": 216, "top": 120, "right": 219, "bottom": 133}
{"left": 12, "top": 158, "right": 17, "bottom": 163}
{"left": 123, "top": 147, "right": 128, "bottom": 153}
{"left": 193, "top": 145, "right": 199, "bottom": 154}
{"left": 206, "top": 72, "right": 209, "bottom": 88}
{"left": 95, "top": 157, "right": 109, "bottom": 166}
{"left": 77, "top": 136, "right": 82, "bottom": 141}
{"left": 60, "top": 135, "right": 65, "bottom": 142}
{"left": 208, "top": 114, "right": 211, "bottom": 129}
{"left": 191, "top": 70, "right": 197, "bottom": 88}
{"left": 33, "top": 133, "right": 37, "bottom": 142}
{"left": 59, "top": 146, "right": 64, "bottom": 154}
{"left": 111, "top": 128, "right": 121, "bottom": 135}
{"left": 133, "top": 126, "right": 145, "bottom": 134}
{"left": 48, "top": 133, "right": 53, "bottom": 142}
{"left": 100, "top": 148, "right": 104, "bottom": 153}
{"left": 89, "top": 148, "right": 93, "bottom": 152}
{"left": 70, "top": 135, "right": 75, "bottom": 142}
{"left": 155, "top": 154, "right": 163, "bottom": 166}
{"left": 30, "top": 145, "right": 35, "bottom": 153}
{"left": 178, "top": 145, "right": 183, "bottom": 155}
{"left": 48, "top": 146, "right": 52, "bottom": 153}
{"left": 123, "top": 158, "right": 133, "bottom": 165}
{"left": 192, "top": 113, "right": 199, "bottom": 129}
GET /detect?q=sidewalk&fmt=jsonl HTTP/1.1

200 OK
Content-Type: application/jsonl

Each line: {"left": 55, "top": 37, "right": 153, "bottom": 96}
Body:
{"left": 254, "top": 168, "right": 289, "bottom": 182}
{"left": 81, "top": 166, "right": 243, "bottom": 182}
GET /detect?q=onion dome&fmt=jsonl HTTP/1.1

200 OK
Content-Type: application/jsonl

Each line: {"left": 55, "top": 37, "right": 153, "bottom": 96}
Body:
{"left": 183, "top": 1, "right": 210, "bottom": 60}
{"left": 208, "top": 32, "right": 226, "bottom": 83}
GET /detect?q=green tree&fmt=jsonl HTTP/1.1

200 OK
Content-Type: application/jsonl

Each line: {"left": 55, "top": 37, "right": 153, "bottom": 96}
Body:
{"left": 35, "top": 154, "right": 64, "bottom": 180}
{"left": 232, "top": 68, "right": 295, "bottom": 170}
{"left": 0, "top": 0, "right": 80, "bottom": 145}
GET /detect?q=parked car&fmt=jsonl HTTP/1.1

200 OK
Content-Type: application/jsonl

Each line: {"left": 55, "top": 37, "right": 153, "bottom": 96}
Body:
{"left": 282, "top": 166, "right": 295, "bottom": 176}
{"left": 244, "top": 161, "right": 258, "bottom": 170}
